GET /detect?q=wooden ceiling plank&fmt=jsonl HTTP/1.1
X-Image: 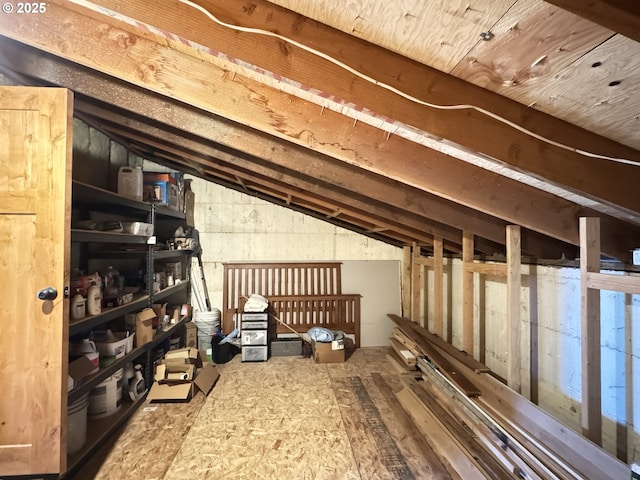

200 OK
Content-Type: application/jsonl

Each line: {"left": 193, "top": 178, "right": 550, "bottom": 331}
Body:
{"left": 0, "top": 37, "right": 597, "bottom": 259}
{"left": 452, "top": 2, "right": 613, "bottom": 98}
{"left": 543, "top": 0, "right": 640, "bottom": 43}
{"left": 57, "top": 0, "right": 640, "bottom": 214}
{"left": 266, "top": 0, "right": 517, "bottom": 73}
{"left": 526, "top": 35, "right": 640, "bottom": 153}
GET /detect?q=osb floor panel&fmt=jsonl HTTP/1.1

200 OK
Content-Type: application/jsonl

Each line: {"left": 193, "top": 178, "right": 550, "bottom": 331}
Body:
{"left": 71, "top": 347, "right": 438, "bottom": 479}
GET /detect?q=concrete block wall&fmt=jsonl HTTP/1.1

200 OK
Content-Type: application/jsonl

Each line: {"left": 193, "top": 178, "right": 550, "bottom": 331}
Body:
{"left": 189, "top": 176, "right": 404, "bottom": 315}
{"left": 432, "top": 259, "right": 640, "bottom": 461}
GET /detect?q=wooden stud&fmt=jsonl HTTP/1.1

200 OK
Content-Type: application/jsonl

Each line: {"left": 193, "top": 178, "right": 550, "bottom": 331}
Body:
{"left": 462, "top": 231, "right": 475, "bottom": 356}
{"left": 402, "top": 246, "right": 411, "bottom": 318}
{"left": 507, "top": 225, "right": 522, "bottom": 394}
{"left": 580, "top": 217, "right": 602, "bottom": 445}
{"left": 411, "top": 242, "right": 421, "bottom": 324}
{"left": 434, "top": 236, "right": 444, "bottom": 338}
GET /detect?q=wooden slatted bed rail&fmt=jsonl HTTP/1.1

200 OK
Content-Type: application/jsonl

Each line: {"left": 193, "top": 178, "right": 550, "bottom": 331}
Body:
{"left": 267, "top": 295, "right": 360, "bottom": 346}
{"left": 223, "top": 262, "right": 361, "bottom": 347}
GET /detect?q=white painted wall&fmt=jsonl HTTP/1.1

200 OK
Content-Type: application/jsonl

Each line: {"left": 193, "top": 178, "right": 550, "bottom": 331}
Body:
{"left": 341, "top": 260, "right": 402, "bottom": 347}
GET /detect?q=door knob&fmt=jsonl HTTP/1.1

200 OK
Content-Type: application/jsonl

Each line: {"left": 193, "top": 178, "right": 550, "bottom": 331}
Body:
{"left": 37, "top": 286, "right": 58, "bottom": 301}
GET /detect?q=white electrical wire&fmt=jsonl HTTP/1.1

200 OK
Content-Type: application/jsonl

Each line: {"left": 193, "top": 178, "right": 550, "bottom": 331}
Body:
{"left": 178, "top": 0, "right": 639, "bottom": 167}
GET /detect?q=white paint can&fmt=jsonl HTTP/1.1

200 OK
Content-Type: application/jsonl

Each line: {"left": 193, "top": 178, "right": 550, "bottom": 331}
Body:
{"left": 88, "top": 368, "right": 123, "bottom": 419}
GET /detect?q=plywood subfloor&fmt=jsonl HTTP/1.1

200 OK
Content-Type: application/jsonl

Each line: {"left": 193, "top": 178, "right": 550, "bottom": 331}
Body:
{"left": 70, "top": 347, "right": 440, "bottom": 479}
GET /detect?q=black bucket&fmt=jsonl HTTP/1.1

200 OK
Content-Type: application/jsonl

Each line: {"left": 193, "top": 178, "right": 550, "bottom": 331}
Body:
{"left": 211, "top": 335, "right": 238, "bottom": 364}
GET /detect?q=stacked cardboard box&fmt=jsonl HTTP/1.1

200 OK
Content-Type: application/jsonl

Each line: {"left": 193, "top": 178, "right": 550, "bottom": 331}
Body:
{"left": 147, "top": 347, "right": 220, "bottom": 402}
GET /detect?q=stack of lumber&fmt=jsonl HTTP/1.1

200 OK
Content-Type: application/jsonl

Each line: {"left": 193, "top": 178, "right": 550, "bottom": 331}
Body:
{"left": 386, "top": 314, "right": 630, "bottom": 480}
{"left": 387, "top": 328, "right": 418, "bottom": 371}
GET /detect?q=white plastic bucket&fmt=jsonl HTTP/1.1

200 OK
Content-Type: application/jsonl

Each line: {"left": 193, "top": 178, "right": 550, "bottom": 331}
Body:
{"left": 194, "top": 310, "right": 220, "bottom": 335}
{"left": 88, "top": 368, "right": 123, "bottom": 419}
{"left": 67, "top": 393, "right": 89, "bottom": 455}
{"left": 117, "top": 166, "right": 143, "bottom": 201}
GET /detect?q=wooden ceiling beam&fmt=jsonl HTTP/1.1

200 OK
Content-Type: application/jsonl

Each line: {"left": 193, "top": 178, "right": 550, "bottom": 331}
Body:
{"left": 0, "top": 36, "right": 582, "bottom": 259}
{"left": 56, "top": 0, "right": 640, "bottom": 218}
{"left": 544, "top": 0, "right": 640, "bottom": 42}
{"left": 93, "top": 117, "right": 484, "bottom": 250}
{"left": 75, "top": 102, "right": 546, "bottom": 257}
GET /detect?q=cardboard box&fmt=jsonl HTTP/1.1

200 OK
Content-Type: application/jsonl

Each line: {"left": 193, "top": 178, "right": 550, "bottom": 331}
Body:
{"left": 164, "top": 347, "right": 199, "bottom": 364}
{"left": 147, "top": 351, "right": 220, "bottom": 402}
{"left": 68, "top": 355, "right": 98, "bottom": 384}
{"left": 135, "top": 308, "right": 156, "bottom": 347}
{"left": 185, "top": 322, "right": 197, "bottom": 348}
{"left": 312, "top": 340, "right": 345, "bottom": 363}
{"left": 155, "top": 362, "right": 195, "bottom": 383}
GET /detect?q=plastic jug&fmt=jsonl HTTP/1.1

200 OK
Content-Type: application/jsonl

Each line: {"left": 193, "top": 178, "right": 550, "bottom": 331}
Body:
{"left": 70, "top": 293, "right": 86, "bottom": 320}
{"left": 117, "top": 166, "right": 143, "bottom": 201}
{"left": 128, "top": 364, "right": 146, "bottom": 401}
{"left": 73, "top": 338, "right": 97, "bottom": 355}
{"left": 87, "top": 282, "right": 102, "bottom": 316}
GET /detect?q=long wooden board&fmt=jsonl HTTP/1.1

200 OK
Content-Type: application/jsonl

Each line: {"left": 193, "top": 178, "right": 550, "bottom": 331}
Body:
{"left": 403, "top": 378, "right": 514, "bottom": 480}
{"left": 371, "top": 374, "right": 452, "bottom": 480}
{"left": 388, "top": 314, "right": 490, "bottom": 372}
{"left": 396, "top": 387, "right": 485, "bottom": 479}
{"left": 388, "top": 315, "right": 481, "bottom": 397}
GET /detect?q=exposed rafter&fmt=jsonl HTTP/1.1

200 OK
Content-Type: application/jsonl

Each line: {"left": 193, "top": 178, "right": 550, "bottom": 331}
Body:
{"left": 54, "top": 0, "right": 640, "bottom": 220}
{"left": 1, "top": 4, "right": 639, "bottom": 260}
{"left": 544, "top": 0, "right": 640, "bottom": 42}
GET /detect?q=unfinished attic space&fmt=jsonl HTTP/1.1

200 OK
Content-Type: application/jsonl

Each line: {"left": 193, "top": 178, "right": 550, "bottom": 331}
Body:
{"left": 2, "top": 0, "right": 640, "bottom": 478}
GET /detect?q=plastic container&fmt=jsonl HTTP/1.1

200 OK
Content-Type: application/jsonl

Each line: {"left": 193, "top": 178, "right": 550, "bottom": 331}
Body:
{"left": 70, "top": 294, "right": 86, "bottom": 320}
{"left": 193, "top": 310, "right": 221, "bottom": 335}
{"left": 117, "top": 166, "right": 143, "bottom": 201}
{"left": 102, "top": 266, "right": 121, "bottom": 298}
{"left": 88, "top": 368, "right": 123, "bottom": 419}
{"left": 87, "top": 282, "right": 102, "bottom": 316}
{"left": 67, "top": 393, "right": 89, "bottom": 455}
{"left": 94, "top": 329, "right": 128, "bottom": 359}
{"left": 128, "top": 365, "right": 146, "bottom": 401}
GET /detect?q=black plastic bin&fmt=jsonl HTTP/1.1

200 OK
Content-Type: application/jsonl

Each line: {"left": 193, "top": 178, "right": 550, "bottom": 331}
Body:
{"left": 211, "top": 335, "right": 238, "bottom": 364}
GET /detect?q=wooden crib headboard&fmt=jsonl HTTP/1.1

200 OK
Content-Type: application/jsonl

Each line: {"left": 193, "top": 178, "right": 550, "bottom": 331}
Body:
{"left": 222, "top": 262, "right": 360, "bottom": 347}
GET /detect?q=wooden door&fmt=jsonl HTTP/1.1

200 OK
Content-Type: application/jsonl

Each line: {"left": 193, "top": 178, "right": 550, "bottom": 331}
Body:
{"left": 0, "top": 87, "right": 73, "bottom": 475}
